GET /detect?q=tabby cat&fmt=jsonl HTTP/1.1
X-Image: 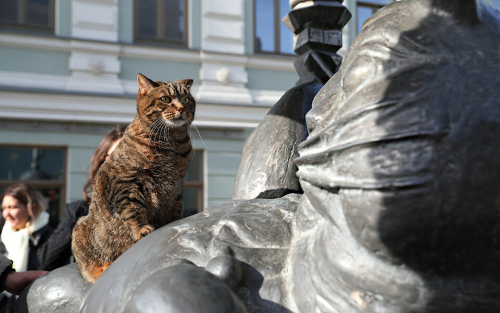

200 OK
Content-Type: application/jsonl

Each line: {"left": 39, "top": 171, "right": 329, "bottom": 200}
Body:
{"left": 72, "top": 73, "right": 195, "bottom": 283}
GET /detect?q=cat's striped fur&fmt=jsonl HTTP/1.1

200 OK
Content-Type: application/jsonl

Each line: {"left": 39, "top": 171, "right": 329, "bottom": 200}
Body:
{"left": 72, "top": 74, "right": 195, "bottom": 283}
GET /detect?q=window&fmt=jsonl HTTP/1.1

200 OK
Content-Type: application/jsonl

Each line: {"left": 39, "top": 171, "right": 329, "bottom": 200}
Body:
{"left": 493, "top": 0, "right": 500, "bottom": 10}
{"left": 254, "top": 0, "right": 294, "bottom": 55}
{"left": 357, "top": 0, "right": 391, "bottom": 33}
{"left": 182, "top": 151, "right": 204, "bottom": 218}
{"left": 135, "top": 0, "right": 187, "bottom": 45}
{"left": 0, "top": 146, "right": 66, "bottom": 229}
{"left": 0, "top": 0, "right": 54, "bottom": 32}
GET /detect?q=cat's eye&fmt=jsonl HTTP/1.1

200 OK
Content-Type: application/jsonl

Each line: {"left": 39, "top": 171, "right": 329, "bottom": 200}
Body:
{"left": 182, "top": 97, "right": 189, "bottom": 104}
{"left": 161, "top": 96, "right": 171, "bottom": 103}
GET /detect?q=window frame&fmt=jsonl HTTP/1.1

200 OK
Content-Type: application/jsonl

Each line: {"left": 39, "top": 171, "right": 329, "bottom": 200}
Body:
{"left": 356, "top": 1, "right": 389, "bottom": 34}
{"left": 253, "top": 0, "right": 294, "bottom": 56}
{"left": 133, "top": 0, "right": 189, "bottom": 47}
{"left": 182, "top": 149, "right": 204, "bottom": 217}
{"left": 0, "top": 0, "right": 55, "bottom": 33}
{"left": 0, "top": 144, "right": 67, "bottom": 227}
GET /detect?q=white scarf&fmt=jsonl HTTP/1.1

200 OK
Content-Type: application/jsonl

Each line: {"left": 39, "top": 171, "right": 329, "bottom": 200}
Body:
{"left": 1, "top": 211, "right": 49, "bottom": 272}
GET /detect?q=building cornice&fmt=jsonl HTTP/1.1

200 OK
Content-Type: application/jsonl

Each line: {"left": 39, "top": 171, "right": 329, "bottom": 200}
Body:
{"left": 0, "top": 33, "right": 297, "bottom": 71}
{"left": 0, "top": 89, "right": 268, "bottom": 129}
{"left": 0, "top": 33, "right": 71, "bottom": 53}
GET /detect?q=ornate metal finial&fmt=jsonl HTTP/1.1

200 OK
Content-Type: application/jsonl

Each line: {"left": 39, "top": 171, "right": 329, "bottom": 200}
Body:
{"left": 283, "top": 0, "right": 351, "bottom": 85}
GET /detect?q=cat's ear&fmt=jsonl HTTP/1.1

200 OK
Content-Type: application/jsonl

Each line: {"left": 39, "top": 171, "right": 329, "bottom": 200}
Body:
{"left": 137, "top": 74, "right": 157, "bottom": 95}
{"left": 179, "top": 79, "right": 194, "bottom": 90}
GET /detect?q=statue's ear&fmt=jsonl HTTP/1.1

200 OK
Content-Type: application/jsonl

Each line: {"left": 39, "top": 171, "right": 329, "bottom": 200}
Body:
{"left": 428, "top": 0, "right": 479, "bottom": 24}
{"left": 137, "top": 73, "right": 157, "bottom": 95}
{"left": 179, "top": 79, "right": 194, "bottom": 90}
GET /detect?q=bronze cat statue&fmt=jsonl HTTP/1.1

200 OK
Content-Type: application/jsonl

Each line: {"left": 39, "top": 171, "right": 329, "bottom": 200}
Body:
{"left": 72, "top": 74, "right": 195, "bottom": 283}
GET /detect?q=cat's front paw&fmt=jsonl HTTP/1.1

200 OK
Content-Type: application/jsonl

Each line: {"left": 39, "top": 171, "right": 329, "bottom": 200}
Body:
{"left": 134, "top": 225, "right": 154, "bottom": 241}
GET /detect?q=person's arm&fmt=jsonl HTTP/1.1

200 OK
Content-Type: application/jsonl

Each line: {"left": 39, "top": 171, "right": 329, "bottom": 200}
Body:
{"left": 37, "top": 200, "right": 89, "bottom": 271}
{"left": 0, "top": 254, "right": 48, "bottom": 295}
{"left": 3, "top": 270, "right": 49, "bottom": 295}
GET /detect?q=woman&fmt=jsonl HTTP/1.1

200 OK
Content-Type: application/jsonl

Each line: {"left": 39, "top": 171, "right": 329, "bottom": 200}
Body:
{"left": 1, "top": 183, "right": 53, "bottom": 272}
{"left": 37, "top": 125, "right": 126, "bottom": 270}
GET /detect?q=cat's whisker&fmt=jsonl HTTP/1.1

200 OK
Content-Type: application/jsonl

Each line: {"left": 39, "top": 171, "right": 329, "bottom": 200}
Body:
{"left": 148, "top": 119, "right": 162, "bottom": 134}
{"left": 147, "top": 120, "right": 158, "bottom": 148}
{"left": 166, "top": 123, "right": 171, "bottom": 142}
{"left": 161, "top": 120, "right": 169, "bottom": 145}
{"left": 150, "top": 119, "right": 164, "bottom": 150}
{"left": 148, "top": 119, "right": 163, "bottom": 149}
{"left": 159, "top": 119, "right": 170, "bottom": 149}
{"left": 148, "top": 118, "right": 162, "bottom": 134}
{"left": 166, "top": 125, "right": 171, "bottom": 146}
{"left": 138, "top": 113, "right": 150, "bottom": 123}
{"left": 188, "top": 128, "right": 196, "bottom": 157}
{"left": 149, "top": 117, "right": 161, "bottom": 128}
{"left": 190, "top": 124, "right": 208, "bottom": 148}
{"left": 159, "top": 121, "right": 165, "bottom": 146}
{"left": 153, "top": 120, "right": 165, "bottom": 152}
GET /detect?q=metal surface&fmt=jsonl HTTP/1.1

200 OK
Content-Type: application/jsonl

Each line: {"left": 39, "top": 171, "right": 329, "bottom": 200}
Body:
{"left": 124, "top": 264, "right": 247, "bottom": 313}
{"left": 232, "top": 82, "right": 322, "bottom": 200}
{"left": 14, "top": 264, "right": 91, "bottom": 313}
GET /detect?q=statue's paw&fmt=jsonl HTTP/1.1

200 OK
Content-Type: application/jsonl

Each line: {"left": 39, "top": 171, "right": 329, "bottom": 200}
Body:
{"left": 206, "top": 254, "right": 246, "bottom": 292}
{"left": 125, "top": 264, "right": 247, "bottom": 313}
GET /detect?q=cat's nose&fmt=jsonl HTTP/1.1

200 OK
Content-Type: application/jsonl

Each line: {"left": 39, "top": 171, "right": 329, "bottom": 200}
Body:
{"left": 178, "top": 107, "right": 186, "bottom": 114}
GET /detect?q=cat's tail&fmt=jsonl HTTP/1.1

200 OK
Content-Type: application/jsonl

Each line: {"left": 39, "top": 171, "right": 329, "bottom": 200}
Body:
{"left": 71, "top": 216, "right": 111, "bottom": 284}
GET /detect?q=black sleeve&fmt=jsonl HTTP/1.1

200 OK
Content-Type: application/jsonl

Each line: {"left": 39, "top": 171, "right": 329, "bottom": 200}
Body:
{"left": 37, "top": 200, "right": 89, "bottom": 271}
{"left": 0, "top": 254, "right": 14, "bottom": 292}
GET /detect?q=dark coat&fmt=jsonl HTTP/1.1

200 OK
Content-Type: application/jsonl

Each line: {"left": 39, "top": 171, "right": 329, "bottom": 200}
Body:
{"left": 27, "top": 224, "right": 53, "bottom": 271}
{"left": 0, "top": 254, "right": 14, "bottom": 313}
{"left": 0, "top": 254, "right": 13, "bottom": 292}
{"left": 37, "top": 200, "right": 89, "bottom": 271}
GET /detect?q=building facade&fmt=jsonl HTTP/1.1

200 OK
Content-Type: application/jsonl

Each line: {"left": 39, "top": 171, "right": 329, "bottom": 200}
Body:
{"left": 1, "top": 0, "right": 497, "bottom": 224}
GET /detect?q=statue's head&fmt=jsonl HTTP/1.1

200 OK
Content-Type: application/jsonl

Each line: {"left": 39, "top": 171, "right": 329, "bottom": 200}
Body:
{"left": 296, "top": 0, "right": 500, "bottom": 280}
